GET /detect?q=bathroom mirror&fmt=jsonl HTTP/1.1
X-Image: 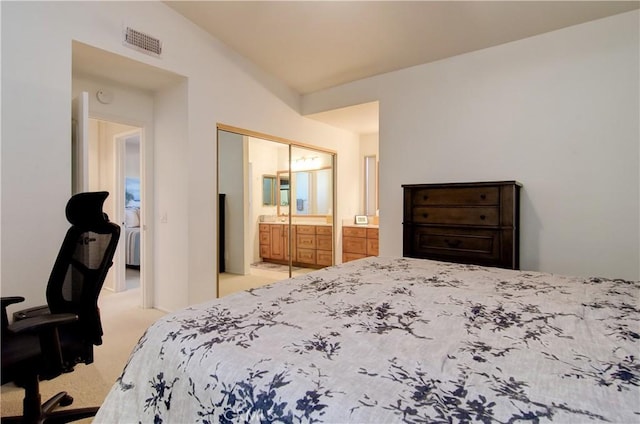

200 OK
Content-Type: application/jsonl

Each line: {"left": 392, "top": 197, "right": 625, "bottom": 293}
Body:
{"left": 262, "top": 175, "right": 276, "bottom": 206}
{"left": 277, "top": 166, "right": 332, "bottom": 216}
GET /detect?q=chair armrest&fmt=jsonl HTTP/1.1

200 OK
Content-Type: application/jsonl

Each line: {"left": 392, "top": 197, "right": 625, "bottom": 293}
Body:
{"left": 6, "top": 313, "right": 78, "bottom": 335}
{"left": 13, "top": 304, "right": 51, "bottom": 321}
{"left": 1, "top": 296, "right": 25, "bottom": 308}
{"left": 6, "top": 313, "right": 79, "bottom": 378}
{"left": 1, "top": 296, "right": 25, "bottom": 329}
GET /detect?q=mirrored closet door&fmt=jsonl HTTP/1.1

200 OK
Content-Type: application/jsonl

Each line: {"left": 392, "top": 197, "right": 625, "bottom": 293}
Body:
{"left": 217, "top": 126, "right": 336, "bottom": 297}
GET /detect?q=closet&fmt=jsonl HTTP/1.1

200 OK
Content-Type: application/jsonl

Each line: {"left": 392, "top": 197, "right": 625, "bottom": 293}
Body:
{"left": 217, "top": 126, "right": 336, "bottom": 292}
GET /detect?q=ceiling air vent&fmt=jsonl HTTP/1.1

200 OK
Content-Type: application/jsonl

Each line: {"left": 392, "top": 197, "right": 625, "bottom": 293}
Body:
{"left": 123, "top": 27, "right": 162, "bottom": 57}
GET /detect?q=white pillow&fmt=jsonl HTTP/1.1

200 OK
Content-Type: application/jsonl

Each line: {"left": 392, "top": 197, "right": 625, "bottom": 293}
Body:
{"left": 125, "top": 208, "right": 140, "bottom": 227}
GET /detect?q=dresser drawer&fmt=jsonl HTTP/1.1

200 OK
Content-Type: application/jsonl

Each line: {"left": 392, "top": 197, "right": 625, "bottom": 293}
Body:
{"left": 316, "top": 235, "right": 332, "bottom": 251}
{"left": 411, "top": 207, "right": 499, "bottom": 226}
{"left": 297, "top": 234, "right": 316, "bottom": 249}
{"left": 297, "top": 248, "right": 316, "bottom": 264}
{"left": 343, "top": 236, "right": 367, "bottom": 254}
{"left": 316, "top": 226, "right": 332, "bottom": 235}
{"left": 411, "top": 187, "right": 499, "bottom": 206}
{"left": 296, "top": 225, "right": 315, "bottom": 235}
{"left": 316, "top": 250, "right": 333, "bottom": 266}
{"left": 405, "top": 226, "right": 501, "bottom": 263}
{"left": 343, "top": 226, "right": 367, "bottom": 238}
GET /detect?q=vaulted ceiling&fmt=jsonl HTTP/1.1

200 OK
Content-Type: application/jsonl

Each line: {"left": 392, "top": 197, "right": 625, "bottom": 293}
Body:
{"left": 74, "top": 2, "right": 638, "bottom": 134}
{"left": 166, "top": 1, "right": 638, "bottom": 94}
{"left": 164, "top": 1, "right": 638, "bottom": 134}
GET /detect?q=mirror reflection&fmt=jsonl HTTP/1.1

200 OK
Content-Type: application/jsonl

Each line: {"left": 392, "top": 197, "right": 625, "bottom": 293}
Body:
{"left": 278, "top": 174, "right": 289, "bottom": 207}
{"left": 277, "top": 167, "right": 332, "bottom": 216}
{"left": 217, "top": 128, "right": 336, "bottom": 297}
{"left": 262, "top": 175, "right": 276, "bottom": 206}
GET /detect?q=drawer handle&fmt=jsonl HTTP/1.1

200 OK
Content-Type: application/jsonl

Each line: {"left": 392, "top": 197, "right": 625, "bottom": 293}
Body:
{"left": 480, "top": 215, "right": 486, "bottom": 220}
{"left": 423, "top": 195, "right": 429, "bottom": 201}
{"left": 480, "top": 194, "right": 486, "bottom": 200}
{"left": 445, "top": 239, "right": 461, "bottom": 248}
{"left": 422, "top": 213, "right": 429, "bottom": 218}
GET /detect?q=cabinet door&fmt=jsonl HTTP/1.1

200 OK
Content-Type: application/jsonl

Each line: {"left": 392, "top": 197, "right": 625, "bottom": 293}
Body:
{"left": 366, "top": 238, "right": 379, "bottom": 256}
{"left": 316, "top": 235, "right": 332, "bottom": 251}
{"left": 271, "top": 224, "right": 284, "bottom": 260}
{"left": 317, "top": 250, "right": 333, "bottom": 266}
{"left": 366, "top": 228, "right": 379, "bottom": 256}
{"left": 283, "top": 224, "right": 295, "bottom": 261}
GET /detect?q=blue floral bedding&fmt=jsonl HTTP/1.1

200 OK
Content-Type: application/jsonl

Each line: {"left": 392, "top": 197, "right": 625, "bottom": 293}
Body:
{"left": 95, "top": 257, "right": 639, "bottom": 423}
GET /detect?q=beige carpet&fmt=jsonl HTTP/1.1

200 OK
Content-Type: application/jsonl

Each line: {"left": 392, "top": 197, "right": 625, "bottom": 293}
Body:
{"left": 219, "top": 266, "right": 315, "bottom": 297}
{"left": 0, "top": 287, "right": 165, "bottom": 421}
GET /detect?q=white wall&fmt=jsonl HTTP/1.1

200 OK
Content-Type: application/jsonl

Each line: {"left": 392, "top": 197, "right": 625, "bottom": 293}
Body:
{"left": 304, "top": 11, "right": 640, "bottom": 280}
{"left": 1, "top": 1, "right": 360, "bottom": 312}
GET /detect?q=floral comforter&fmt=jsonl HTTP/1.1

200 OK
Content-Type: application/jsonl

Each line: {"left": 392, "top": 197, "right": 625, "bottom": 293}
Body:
{"left": 95, "top": 257, "right": 639, "bottom": 423}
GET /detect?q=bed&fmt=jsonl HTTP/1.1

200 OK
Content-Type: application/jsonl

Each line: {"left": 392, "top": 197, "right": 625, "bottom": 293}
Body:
{"left": 124, "top": 208, "right": 141, "bottom": 267}
{"left": 95, "top": 256, "right": 638, "bottom": 423}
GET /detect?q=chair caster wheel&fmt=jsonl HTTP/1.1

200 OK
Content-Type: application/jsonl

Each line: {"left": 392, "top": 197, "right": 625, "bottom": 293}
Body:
{"left": 60, "top": 394, "right": 74, "bottom": 406}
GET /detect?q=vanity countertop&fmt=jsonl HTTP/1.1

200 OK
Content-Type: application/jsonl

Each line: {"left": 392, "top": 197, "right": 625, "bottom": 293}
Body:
{"left": 259, "top": 220, "right": 333, "bottom": 227}
{"left": 343, "top": 224, "right": 379, "bottom": 229}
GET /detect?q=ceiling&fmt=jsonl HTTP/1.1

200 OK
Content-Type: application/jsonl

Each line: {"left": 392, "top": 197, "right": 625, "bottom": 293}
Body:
{"left": 164, "top": 1, "right": 638, "bottom": 134}
{"left": 166, "top": 1, "right": 638, "bottom": 95}
{"left": 73, "top": 2, "right": 639, "bottom": 135}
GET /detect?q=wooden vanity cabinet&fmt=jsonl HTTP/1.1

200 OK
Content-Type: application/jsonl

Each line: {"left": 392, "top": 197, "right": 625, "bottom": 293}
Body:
{"left": 259, "top": 223, "right": 332, "bottom": 268}
{"left": 342, "top": 226, "right": 379, "bottom": 263}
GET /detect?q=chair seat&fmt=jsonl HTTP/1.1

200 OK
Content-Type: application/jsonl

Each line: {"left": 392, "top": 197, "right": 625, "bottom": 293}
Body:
{"left": 1, "top": 332, "right": 42, "bottom": 385}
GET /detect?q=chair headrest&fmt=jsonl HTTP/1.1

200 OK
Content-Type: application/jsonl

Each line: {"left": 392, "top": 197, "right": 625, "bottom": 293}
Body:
{"left": 65, "top": 191, "right": 110, "bottom": 229}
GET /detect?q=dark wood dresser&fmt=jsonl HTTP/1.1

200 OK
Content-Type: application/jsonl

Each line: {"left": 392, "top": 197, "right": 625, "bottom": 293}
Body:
{"left": 402, "top": 181, "right": 521, "bottom": 269}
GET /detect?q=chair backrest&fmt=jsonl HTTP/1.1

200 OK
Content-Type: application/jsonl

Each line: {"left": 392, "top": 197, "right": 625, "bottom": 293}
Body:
{"left": 45, "top": 191, "right": 120, "bottom": 364}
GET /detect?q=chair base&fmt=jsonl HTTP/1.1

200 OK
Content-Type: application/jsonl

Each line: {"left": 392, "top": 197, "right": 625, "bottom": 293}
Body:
{"left": 1, "top": 406, "right": 99, "bottom": 424}
{"left": 1, "top": 384, "right": 99, "bottom": 424}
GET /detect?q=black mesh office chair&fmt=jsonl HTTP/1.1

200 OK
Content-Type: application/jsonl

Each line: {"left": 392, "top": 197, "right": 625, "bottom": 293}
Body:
{"left": 1, "top": 191, "right": 120, "bottom": 424}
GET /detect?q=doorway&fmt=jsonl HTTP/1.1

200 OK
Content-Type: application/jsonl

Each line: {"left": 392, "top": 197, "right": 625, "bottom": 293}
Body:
{"left": 88, "top": 119, "right": 144, "bottom": 298}
{"left": 116, "top": 129, "right": 143, "bottom": 292}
